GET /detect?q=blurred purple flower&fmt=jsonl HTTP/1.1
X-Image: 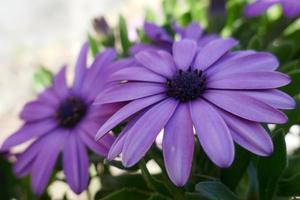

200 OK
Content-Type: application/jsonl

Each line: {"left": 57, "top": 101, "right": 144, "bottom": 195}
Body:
{"left": 210, "top": 0, "right": 226, "bottom": 16}
{"left": 245, "top": 0, "right": 300, "bottom": 18}
{"left": 0, "top": 43, "right": 127, "bottom": 195}
{"left": 95, "top": 38, "right": 295, "bottom": 186}
{"left": 130, "top": 22, "right": 219, "bottom": 54}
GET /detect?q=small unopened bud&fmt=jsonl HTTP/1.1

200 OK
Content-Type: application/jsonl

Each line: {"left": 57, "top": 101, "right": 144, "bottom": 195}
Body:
{"left": 210, "top": 0, "right": 226, "bottom": 17}
{"left": 93, "top": 16, "right": 111, "bottom": 36}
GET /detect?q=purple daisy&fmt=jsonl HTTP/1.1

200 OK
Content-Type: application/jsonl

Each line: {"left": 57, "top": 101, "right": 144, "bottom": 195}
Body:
{"left": 245, "top": 0, "right": 300, "bottom": 18}
{"left": 0, "top": 43, "right": 127, "bottom": 194}
{"left": 95, "top": 38, "right": 295, "bottom": 186}
{"left": 130, "top": 22, "right": 219, "bottom": 54}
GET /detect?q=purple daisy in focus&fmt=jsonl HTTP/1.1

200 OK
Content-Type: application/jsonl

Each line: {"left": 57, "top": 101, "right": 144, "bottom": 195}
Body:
{"left": 0, "top": 43, "right": 127, "bottom": 194}
{"left": 245, "top": 0, "right": 300, "bottom": 18}
{"left": 95, "top": 38, "right": 295, "bottom": 186}
{"left": 130, "top": 22, "right": 219, "bottom": 54}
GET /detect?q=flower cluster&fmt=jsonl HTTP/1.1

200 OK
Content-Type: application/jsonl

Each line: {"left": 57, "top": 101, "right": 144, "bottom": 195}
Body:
{"left": 1, "top": 0, "right": 299, "bottom": 198}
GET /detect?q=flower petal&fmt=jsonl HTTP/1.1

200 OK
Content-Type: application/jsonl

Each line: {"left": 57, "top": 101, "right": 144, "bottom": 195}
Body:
{"left": 190, "top": 100, "right": 234, "bottom": 167}
{"left": 207, "top": 71, "right": 291, "bottom": 90}
{"left": 53, "top": 66, "right": 69, "bottom": 100}
{"left": 238, "top": 90, "right": 296, "bottom": 110}
{"left": 218, "top": 109, "right": 273, "bottom": 156}
{"left": 87, "top": 103, "right": 124, "bottom": 119}
{"left": 122, "top": 98, "right": 178, "bottom": 167}
{"left": 31, "top": 129, "right": 67, "bottom": 194}
{"left": 13, "top": 138, "right": 44, "bottom": 177}
{"left": 194, "top": 38, "right": 238, "bottom": 71}
{"left": 78, "top": 48, "right": 117, "bottom": 99}
{"left": 107, "top": 116, "right": 140, "bottom": 161}
{"left": 107, "top": 132, "right": 127, "bottom": 161}
{"left": 203, "top": 90, "right": 287, "bottom": 124}
{"left": 73, "top": 43, "right": 89, "bottom": 92}
{"left": 20, "top": 101, "right": 55, "bottom": 122}
{"left": 244, "top": 0, "right": 280, "bottom": 17}
{"left": 110, "top": 66, "right": 166, "bottom": 83}
{"left": 173, "top": 39, "right": 197, "bottom": 70}
{"left": 205, "top": 52, "right": 279, "bottom": 77}
{"left": 135, "top": 50, "right": 176, "bottom": 78}
{"left": 63, "top": 134, "right": 89, "bottom": 194}
{"left": 94, "top": 82, "right": 165, "bottom": 105}
{"left": 1, "top": 119, "right": 57, "bottom": 151}
{"left": 282, "top": 0, "right": 300, "bottom": 17}
{"left": 197, "top": 34, "right": 218, "bottom": 46}
{"left": 163, "top": 104, "right": 194, "bottom": 186}
{"left": 79, "top": 129, "right": 114, "bottom": 156}
{"left": 183, "top": 22, "right": 204, "bottom": 41}
{"left": 38, "top": 87, "right": 60, "bottom": 107}
{"left": 95, "top": 94, "right": 166, "bottom": 140}
{"left": 144, "top": 22, "right": 173, "bottom": 42}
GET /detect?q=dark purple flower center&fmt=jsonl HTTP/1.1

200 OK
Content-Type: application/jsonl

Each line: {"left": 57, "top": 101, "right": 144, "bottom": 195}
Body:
{"left": 55, "top": 97, "right": 87, "bottom": 129}
{"left": 166, "top": 69, "right": 206, "bottom": 102}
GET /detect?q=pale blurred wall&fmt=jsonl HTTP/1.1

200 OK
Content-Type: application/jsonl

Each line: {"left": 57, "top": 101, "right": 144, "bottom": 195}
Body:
{"left": 0, "top": 0, "right": 161, "bottom": 144}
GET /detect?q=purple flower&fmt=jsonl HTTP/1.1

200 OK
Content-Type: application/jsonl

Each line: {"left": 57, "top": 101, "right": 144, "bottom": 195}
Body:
{"left": 0, "top": 43, "right": 126, "bottom": 194}
{"left": 245, "top": 0, "right": 300, "bottom": 18}
{"left": 130, "top": 22, "right": 219, "bottom": 54}
{"left": 95, "top": 38, "right": 295, "bottom": 186}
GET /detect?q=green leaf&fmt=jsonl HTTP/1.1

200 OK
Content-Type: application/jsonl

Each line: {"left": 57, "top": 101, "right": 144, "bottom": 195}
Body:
{"left": 33, "top": 67, "right": 53, "bottom": 91}
{"left": 139, "top": 160, "right": 173, "bottom": 197}
{"left": 147, "top": 193, "right": 170, "bottom": 200}
{"left": 221, "top": 0, "right": 247, "bottom": 37}
{"left": 195, "top": 181, "right": 240, "bottom": 200}
{"left": 103, "top": 159, "right": 139, "bottom": 172}
{"left": 100, "top": 174, "right": 149, "bottom": 192}
{"left": 88, "top": 34, "right": 100, "bottom": 57}
{"left": 162, "top": 0, "right": 176, "bottom": 23}
{"left": 247, "top": 35, "right": 263, "bottom": 50}
{"left": 279, "top": 59, "right": 300, "bottom": 73}
{"left": 275, "top": 96, "right": 300, "bottom": 134}
{"left": 0, "top": 156, "right": 18, "bottom": 200}
{"left": 118, "top": 16, "right": 131, "bottom": 55}
{"left": 282, "top": 69, "right": 300, "bottom": 97}
{"left": 269, "top": 41, "right": 296, "bottom": 64}
{"left": 277, "top": 173, "right": 300, "bottom": 196}
{"left": 99, "top": 188, "right": 150, "bottom": 200}
{"left": 257, "top": 129, "right": 287, "bottom": 200}
{"left": 282, "top": 154, "right": 300, "bottom": 178}
{"left": 221, "top": 146, "right": 251, "bottom": 190}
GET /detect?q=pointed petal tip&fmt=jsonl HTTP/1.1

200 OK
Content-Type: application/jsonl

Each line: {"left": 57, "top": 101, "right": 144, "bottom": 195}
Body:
{"left": 259, "top": 144, "right": 274, "bottom": 157}
{"left": 94, "top": 130, "right": 106, "bottom": 142}
{"left": 122, "top": 158, "right": 136, "bottom": 168}
{"left": 106, "top": 154, "right": 115, "bottom": 161}
{"left": 278, "top": 114, "right": 288, "bottom": 124}
{"left": 72, "top": 188, "right": 84, "bottom": 195}
{"left": 216, "top": 157, "right": 234, "bottom": 168}
{"left": 169, "top": 174, "right": 188, "bottom": 187}
{"left": 173, "top": 180, "right": 186, "bottom": 187}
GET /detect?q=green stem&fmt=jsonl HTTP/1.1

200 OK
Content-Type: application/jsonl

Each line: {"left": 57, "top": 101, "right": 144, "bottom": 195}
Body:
{"left": 139, "top": 159, "right": 156, "bottom": 190}
{"left": 139, "top": 159, "right": 186, "bottom": 200}
{"left": 265, "top": 17, "right": 296, "bottom": 48}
